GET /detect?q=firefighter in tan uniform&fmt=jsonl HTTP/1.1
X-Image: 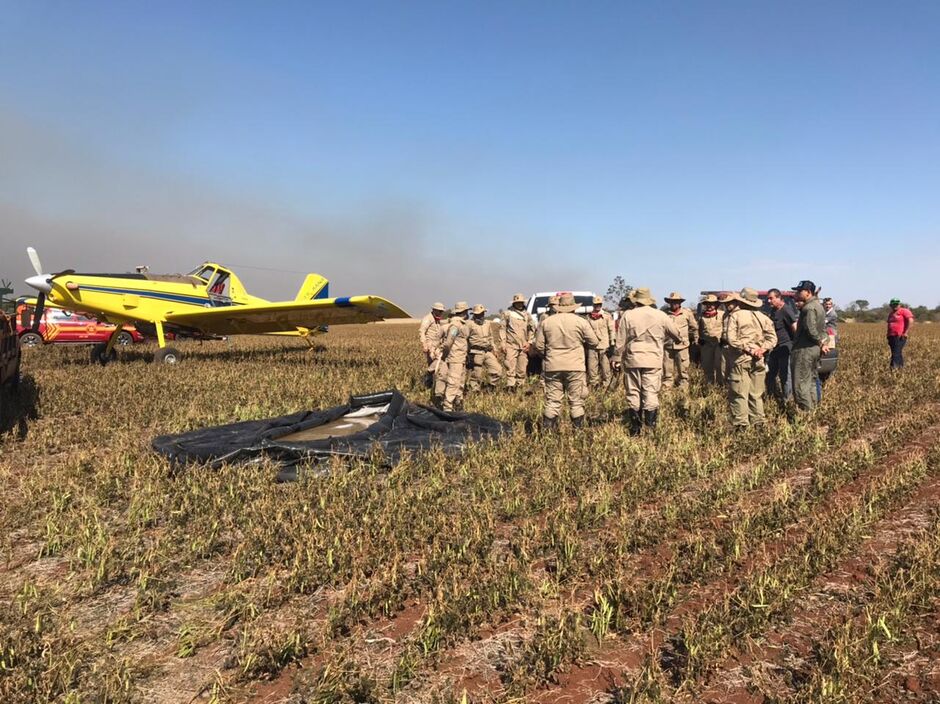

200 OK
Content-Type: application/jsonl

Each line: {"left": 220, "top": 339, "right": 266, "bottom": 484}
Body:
{"left": 435, "top": 301, "right": 471, "bottom": 412}
{"left": 502, "top": 293, "right": 534, "bottom": 390}
{"left": 538, "top": 295, "right": 559, "bottom": 324}
{"left": 533, "top": 294, "right": 599, "bottom": 429}
{"left": 535, "top": 295, "right": 559, "bottom": 390}
{"left": 723, "top": 288, "right": 777, "bottom": 428}
{"left": 614, "top": 288, "right": 680, "bottom": 434}
{"left": 586, "top": 295, "right": 616, "bottom": 391}
{"left": 419, "top": 302, "right": 447, "bottom": 388}
{"left": 697, "top": 294, "right": 725, "bottom": 385}
{"left": 662, "top": 292, "right": 698, "bottom": 389}
{"left": 466, "top": 305, "right": 504, "bottom": 392}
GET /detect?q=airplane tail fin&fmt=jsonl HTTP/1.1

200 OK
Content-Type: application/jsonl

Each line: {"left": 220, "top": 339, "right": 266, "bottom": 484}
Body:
{"left": 295, "top": 274, "right": 330, "bottom": 301}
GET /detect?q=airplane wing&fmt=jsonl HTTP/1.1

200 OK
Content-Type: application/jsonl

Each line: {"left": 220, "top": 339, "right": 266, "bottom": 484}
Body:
{"left": 164, "top": 296, "right": 411, "bottom": 335}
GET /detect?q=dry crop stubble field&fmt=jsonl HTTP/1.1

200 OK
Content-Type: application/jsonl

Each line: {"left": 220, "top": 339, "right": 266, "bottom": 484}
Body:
{"left": 0, "top": 322, "right": 938, "bottom": 704}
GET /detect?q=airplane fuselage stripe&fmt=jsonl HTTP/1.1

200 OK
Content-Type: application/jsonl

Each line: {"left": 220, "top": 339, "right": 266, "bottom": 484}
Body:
{"left": 76, "top": 284, "right": 237, "bottom": 308}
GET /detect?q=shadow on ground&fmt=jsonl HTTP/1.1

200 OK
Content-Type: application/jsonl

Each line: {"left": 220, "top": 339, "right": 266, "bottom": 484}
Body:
{"left": 0, "top": 375, "right": 41, "bottom": 438}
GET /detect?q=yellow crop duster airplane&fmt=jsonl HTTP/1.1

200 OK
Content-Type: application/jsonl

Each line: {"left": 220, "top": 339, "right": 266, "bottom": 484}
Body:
{"left": 23, "top": 247, "right": 410, "bottom": 365}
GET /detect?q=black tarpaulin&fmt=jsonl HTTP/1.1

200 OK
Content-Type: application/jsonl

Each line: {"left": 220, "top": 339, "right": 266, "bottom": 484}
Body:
{"left": 152, "top": 390, "right": 506, "bottom": 480}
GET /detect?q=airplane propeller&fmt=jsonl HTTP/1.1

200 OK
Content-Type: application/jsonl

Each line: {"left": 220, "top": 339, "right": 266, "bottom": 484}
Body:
{"left": 25, "top": 247, "right": 74, "bottom": 333}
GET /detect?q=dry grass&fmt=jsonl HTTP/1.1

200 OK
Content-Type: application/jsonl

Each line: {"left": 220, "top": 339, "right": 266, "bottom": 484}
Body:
{"left": 0, "top": 323, "right": 937, "bottom": 703}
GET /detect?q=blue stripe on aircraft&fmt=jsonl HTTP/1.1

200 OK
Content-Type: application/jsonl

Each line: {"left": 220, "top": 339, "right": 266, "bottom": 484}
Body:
{"left": 334, "top": 296, "right": 352, "bottom": 306}
{"left": 316, "top": 283, "right": 329, "bottom": 300}
{"left": 79, "top": 284, "right": 236, "bottom": 307}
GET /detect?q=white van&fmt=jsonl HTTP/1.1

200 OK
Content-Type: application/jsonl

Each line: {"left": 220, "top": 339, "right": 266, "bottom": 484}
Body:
{"left": 526, "top": 291, "right": 598, "bottom": 324}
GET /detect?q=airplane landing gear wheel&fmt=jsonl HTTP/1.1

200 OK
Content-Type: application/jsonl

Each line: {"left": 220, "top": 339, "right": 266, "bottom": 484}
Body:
{"left": 91, "top": 343, "right": 117, "bottom": 365}
{"left": 155, "top": 347, "right": 182, "bottom": 365}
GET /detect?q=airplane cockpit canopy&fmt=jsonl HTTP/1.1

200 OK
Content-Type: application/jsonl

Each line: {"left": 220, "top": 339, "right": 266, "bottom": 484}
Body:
{"left": 187, "top": 265, "right": 217, "bottom": 283}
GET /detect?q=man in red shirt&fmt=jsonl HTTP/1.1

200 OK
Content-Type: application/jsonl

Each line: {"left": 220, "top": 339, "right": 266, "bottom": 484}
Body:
{"left": 887, "top": 298, "right": 914, "bottom": 369}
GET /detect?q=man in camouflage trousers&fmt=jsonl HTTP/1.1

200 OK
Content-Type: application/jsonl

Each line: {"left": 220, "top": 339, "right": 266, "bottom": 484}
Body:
{"left": 791, "top": 280, "right": 830, "bottom": 411}
{"left": 533, "top": 294, "right": 599, "bottom": 429}
{"left": 585, "top": 295, "right": 616, "bottom": 392}
{"left": 419, "top": 301, "right": 446, "bottom": 388}
{"left": 614, "top": 288, "right": 680, "bottom": 434}
{"left": 434, "top": 301, "right": 471, "bottom": 412}
{"left": 697, "top": 294, "right": 724, "bottom": 385}
{"left": 502, "top": 293, "right": 534, "bottom": 391}
{"left": 466, "top": 304, "right": 504, "bottom": 392}
{"left": 662, "top": 292, "right": 698, "bottom": 389}
{"left": 723, "top": 288, "right": 777, "bottom": 428}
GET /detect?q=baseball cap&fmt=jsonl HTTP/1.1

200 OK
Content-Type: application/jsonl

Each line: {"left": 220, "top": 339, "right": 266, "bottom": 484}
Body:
{"left": 890, "top": 298, "right": 901, "bottom": 305}
{"left": 791, "top": 280, "right": 816, "bottom": 293}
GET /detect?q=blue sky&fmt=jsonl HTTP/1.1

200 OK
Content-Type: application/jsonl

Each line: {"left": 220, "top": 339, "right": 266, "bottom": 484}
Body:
{"left": 1, "top": 1, "right": 938, "bottom": 311}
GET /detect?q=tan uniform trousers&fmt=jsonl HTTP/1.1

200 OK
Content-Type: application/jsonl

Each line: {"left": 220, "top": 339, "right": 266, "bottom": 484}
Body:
{"left": 586, "top": 349, "right": 612, "bottom": 388}
{"left": 727, "top": 359, "right": 767, "bottom": 427}
{"left": 623, "top": 367, "right": 664, "bottom": 412}
{"left": 662, "top": 347, "right": 690, "bottom": 388}
{"left": 468, "top": 351, "right": 503, "bottom": 391}
{"left": 700, "top": 342, "right": 724, "bottom": 385}
{"left": 431, "top": 359, "right": 448, "bottom": 407}
{"left": 441, "top": 361, "right": 466, "bottom": 412}
{"left": 504, "top": 347, "right": 528, "bottom": 388}
{"left": 543, "top": 370, "right": 587, "bottom": 420}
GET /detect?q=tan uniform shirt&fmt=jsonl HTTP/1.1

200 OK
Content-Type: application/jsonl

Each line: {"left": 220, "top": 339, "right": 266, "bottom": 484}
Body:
{"left": 615, "top": 306, "right": 681, "bottom": 368}
{"left": 442, "top": 317, "right": 470, "bottom": 364}
{"left": 698, "top": 310, "right": 725, "bottom": 343}
{"left": 467, "top": 319, "right": 498, "bottom": 353}
{"left": 587, "top": 311, "right": 616, "bottom": 349}
{"left": 725, "top": 309, "right": 777, "bottom": 365}
{"left": 420, "top": 313, "right": 444, "bottom": 356}
{"left": 533, "top": 312, "right": 599, "bottom": 372}
{"left": 502, "top": 309, "right": 534, "bottom": 350}
{"left": 665, "top": 307, "right": 698, "bottom": 350}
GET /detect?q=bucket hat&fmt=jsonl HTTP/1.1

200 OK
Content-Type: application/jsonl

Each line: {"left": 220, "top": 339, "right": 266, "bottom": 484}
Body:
{"left": 592, "top": 295, "right": 603, "bottom": 305}
{"left": 555, "top": 294, "right": 579, "bottom": 313}
{"left": 664, "top": 291, "right": 685, "bottom": 303}
{"left": 631, "top": 288, "right": 655, "bottom": 306}
{"left": 452, "top": 301, "right": 469, "bottom": 314}
{"left": 472, "top": 304, "right": 486, "bottom": 315}
{"left": 431, "top": 301, "right": 445, "bottom": 312}
{"left": 512, "top": 293, "right": 526, "bottom": 304}
{"left": 732, "top": 287, "right": 762, "bottom": 308}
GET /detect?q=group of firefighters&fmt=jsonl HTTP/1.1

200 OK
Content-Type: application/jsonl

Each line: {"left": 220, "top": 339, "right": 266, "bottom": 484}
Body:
{"left": 419, "top": 282, "right": 833, "bottom": 433}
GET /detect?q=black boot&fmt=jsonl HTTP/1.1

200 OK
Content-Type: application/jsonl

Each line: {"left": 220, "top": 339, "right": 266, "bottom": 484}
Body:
{"left": 643, "top": 409, "right": 658, "bottom": 429}
{"left": 626, "top": 409, "right": 642, "bottom": 436}
{"left": 571, "top": 415, "right": 585, "bottom": 429}
{"left": 541, "top": 416, "right": 558, "bottom": 431}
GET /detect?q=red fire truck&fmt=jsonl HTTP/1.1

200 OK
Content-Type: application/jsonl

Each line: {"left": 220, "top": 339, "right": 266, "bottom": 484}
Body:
{"left": 16, "top": 302, "right": 145, "bottom": 348}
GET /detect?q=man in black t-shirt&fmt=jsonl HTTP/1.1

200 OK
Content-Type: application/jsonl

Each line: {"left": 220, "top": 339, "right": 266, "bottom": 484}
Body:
{"left": 766, "top": 288, "right": 798, "bottom": 401}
